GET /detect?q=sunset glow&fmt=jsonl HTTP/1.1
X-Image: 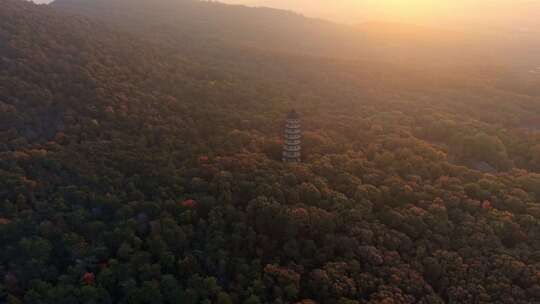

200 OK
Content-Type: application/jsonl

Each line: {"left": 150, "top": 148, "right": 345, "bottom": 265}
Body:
{"left": 219, "top": 0, "right": 540, "bottom": 30}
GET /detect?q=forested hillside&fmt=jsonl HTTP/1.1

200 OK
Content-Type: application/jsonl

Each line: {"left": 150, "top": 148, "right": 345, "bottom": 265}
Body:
{"left": 2, "top": 0, "right": 540, "bottom": 303}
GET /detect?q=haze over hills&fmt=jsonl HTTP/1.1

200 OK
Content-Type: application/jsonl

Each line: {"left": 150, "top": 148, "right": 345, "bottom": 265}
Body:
{"left": 29, "top": 0, "right": 540, "bottom": 31}
{"left": 48, "top": 0, "right": 540, "bottom": 68}
{"left": 3, "top": 0, "right": 540, "bottom": 303}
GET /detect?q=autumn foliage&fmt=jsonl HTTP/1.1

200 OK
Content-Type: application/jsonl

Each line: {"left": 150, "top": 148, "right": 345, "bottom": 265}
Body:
{"left": 2, "top": 0, "right": 540, "bottom": 303}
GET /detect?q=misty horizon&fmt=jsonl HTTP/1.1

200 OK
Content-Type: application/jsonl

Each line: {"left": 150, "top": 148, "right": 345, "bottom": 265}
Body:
{"left": 219, "top": 0, "right": 540, "bottom": 32}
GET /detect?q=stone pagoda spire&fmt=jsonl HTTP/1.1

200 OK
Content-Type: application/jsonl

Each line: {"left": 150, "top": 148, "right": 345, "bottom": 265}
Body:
{"left": 283, "top": 110, "right": 301, "bottom": 162}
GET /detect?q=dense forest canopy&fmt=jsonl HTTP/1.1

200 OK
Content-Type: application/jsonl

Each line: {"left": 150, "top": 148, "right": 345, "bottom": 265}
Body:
{"left": 2, "top": 0, "right": 540, "bottom": 303}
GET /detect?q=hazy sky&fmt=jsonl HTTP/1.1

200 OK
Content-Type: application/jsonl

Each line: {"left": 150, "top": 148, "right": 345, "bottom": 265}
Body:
{"left": 219, "top": 0, "right": 540, "bottom": 30}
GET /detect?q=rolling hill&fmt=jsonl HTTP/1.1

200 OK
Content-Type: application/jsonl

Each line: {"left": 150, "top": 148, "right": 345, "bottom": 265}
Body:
{"left": 51, "top": 0, "right": 540, "bottom": 67}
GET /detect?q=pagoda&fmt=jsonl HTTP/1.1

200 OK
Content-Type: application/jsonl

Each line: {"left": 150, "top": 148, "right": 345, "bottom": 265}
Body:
{"left": 283, "top": 110, "right": 301, "bottom": 162}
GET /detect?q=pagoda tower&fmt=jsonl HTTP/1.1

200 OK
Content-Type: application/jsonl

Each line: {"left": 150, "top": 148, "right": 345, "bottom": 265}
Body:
{"left": 283, "top": 110, "right": 301, "bottom": 162}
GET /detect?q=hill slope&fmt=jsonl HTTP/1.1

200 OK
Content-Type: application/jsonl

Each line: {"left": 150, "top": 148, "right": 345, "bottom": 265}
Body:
{"left": 51, "top": 0, "right": 540, "bottom": 67}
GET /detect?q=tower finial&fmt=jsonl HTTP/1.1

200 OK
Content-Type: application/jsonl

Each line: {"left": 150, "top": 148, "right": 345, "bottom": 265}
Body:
{"left": 287, "top": 109, "right": 299, "bottom": 119}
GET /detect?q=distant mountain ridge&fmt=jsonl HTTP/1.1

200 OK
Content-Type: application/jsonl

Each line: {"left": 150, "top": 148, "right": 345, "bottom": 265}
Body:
{"left": 51, "top": 0, "right": 540, "bottom": 67}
